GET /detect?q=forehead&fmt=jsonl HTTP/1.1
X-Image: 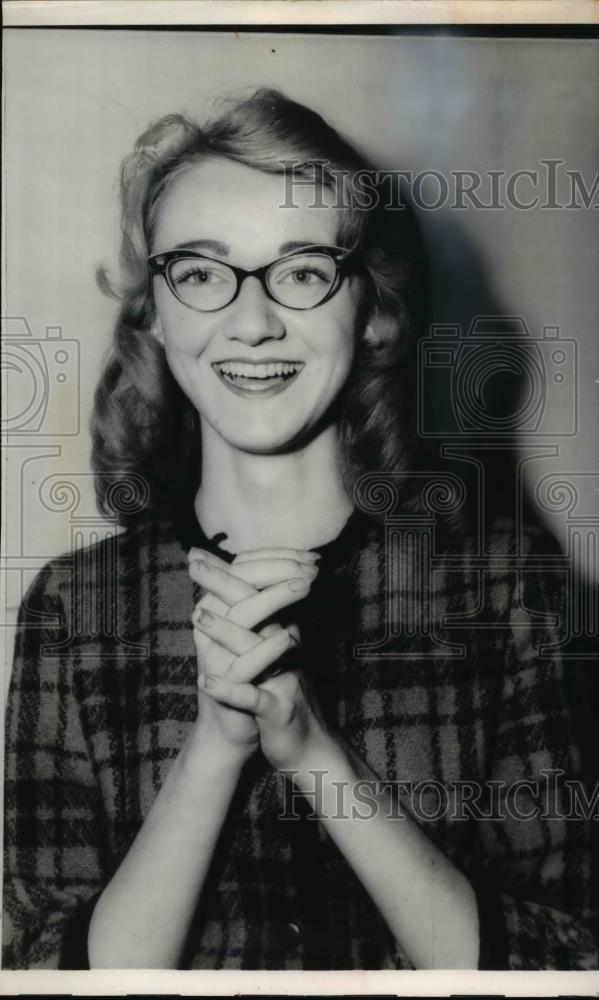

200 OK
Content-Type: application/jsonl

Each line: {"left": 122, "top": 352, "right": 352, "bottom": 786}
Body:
{"left": 151, "top": 156, "right": 346, "bottom": 262}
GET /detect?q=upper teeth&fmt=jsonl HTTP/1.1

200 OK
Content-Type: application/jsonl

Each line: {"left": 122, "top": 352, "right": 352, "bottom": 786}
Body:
{"left": 216, "top": 362, "right": 302, "bottom": 378}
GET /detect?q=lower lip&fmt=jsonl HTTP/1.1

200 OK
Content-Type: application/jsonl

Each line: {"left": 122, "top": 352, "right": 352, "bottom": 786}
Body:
{"left": 213, "top": 367, "right": 303, "bottom": 398}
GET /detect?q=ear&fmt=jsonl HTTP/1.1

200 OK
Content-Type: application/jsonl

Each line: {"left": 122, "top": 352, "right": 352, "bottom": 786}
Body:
{"left": 363, "top": 308, "right": 398, "bottom": 349}
{"left": 149, "top": 315, "right": 165, "bottom": 346}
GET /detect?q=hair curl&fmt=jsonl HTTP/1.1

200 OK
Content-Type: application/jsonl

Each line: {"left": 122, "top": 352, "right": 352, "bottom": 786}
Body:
{"left": 92, "top": 88, "right": 435, "bottom": 527}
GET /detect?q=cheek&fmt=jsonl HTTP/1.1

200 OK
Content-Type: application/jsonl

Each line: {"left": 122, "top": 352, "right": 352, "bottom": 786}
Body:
{"left": 331, "top": 314, "right": 360, "bottom": 371}
{"left": 155, "top": 308, "right": 212, "bottom": 355}
{"left": 153, "top": 284, "right": 198, "bottom": 345}
{"left": 311, "top": 297, "right": 362, "bottom": 369}
{"left": 313, "top": 336, "right": 356, "bottom": 402}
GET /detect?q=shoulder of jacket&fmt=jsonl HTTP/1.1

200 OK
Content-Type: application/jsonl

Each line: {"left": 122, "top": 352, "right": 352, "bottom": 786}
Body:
{"left": 356, "top": 514, "right": 562, "bottom": 575}
{"left": 484, "top": 516, "right": 562, "bottom": 559}
{"left": 20, "top": 514, "right": 178, "bottom": 607}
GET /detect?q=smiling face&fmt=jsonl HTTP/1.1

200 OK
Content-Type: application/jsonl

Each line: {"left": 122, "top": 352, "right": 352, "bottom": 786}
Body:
{"left": 150, "top": 156, "right": 366, "bottom": 456}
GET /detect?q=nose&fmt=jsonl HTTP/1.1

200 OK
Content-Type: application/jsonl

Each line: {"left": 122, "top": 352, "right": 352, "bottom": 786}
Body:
{"left": 223, "top": 276, "right": 286, "bottom": 345}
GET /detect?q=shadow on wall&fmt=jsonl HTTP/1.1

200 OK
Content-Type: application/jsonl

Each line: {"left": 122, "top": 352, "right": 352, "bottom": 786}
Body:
{"left": 418, "top": 207, "right": 599, "bottom": 841}
{"left": 421, "top": 211, "right": 565, "bottom": 537}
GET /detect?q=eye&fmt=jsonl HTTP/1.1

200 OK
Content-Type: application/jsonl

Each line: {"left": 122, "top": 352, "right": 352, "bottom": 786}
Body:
{"left": 275, "top": 263, "right": 331, "bottom": 286}
{"left": 172, "top": 264, "right": 229, "bottom": 287}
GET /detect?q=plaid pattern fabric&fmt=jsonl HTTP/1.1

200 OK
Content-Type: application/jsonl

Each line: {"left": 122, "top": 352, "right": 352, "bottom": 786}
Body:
{"left": 3, "top": 510, "right": 598, "bottom": 969}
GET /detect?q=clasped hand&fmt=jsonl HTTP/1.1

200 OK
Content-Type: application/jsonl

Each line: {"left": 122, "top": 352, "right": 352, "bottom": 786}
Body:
{"left": 188, "top": 546, "right": 332, "bottom": 772}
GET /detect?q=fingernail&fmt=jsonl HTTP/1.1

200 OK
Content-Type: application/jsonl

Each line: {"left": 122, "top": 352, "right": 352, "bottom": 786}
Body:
{"left": 289, "top": 577, "right": 310, "bottom": 593}
{"left": 189, "top": 548, "right": 207, "bottom": 561}
{"left": 195, "top": 607, "right": 215, "bottom": 626}
{"left": 192, "top": 548, "right": 220, "bottom": 564}
{"left": 199, "top": 673, "right": 219, "bottom": 689}
{"left": 193, "top": 560, "right": 215, "bottom": 576}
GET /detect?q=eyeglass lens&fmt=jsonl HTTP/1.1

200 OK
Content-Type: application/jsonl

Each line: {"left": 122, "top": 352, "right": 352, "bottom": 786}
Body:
{"left": 168, "top": 253, "right": 339, "bottom": 310}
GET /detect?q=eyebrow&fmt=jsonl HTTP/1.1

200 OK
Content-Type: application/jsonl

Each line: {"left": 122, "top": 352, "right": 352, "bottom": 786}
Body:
{"left": 280, "top": 240, "right": 326, "bottom": 254}
{"left": 171, "top": 238, "right": 328, "bottom": 256}
{"left": 173, "top": 239, "right": 229, "bottom": 254}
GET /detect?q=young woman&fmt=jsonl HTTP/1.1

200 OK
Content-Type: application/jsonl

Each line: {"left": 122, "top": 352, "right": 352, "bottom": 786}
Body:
{"left": 4, "top": 89, "right": 597, "bottom": 971}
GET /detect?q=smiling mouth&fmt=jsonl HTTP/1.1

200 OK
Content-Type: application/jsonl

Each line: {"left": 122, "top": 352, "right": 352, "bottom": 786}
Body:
{"left": 212, "top": 360, "right": 304, "bottom": 392}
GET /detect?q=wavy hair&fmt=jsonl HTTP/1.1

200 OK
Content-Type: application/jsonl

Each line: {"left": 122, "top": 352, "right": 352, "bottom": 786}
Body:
{"left": 92, "top": 88, "right": 433, "bottom": 526}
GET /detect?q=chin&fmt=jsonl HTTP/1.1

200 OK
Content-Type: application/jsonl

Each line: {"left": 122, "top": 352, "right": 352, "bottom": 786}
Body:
{"left": 223, "top": 422, "right": 315, "bottom": 455}
{"left": 229, "top": 436, "right": 302, "bottom": 456}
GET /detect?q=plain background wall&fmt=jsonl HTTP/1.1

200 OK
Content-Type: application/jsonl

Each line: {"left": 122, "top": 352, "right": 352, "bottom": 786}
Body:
{"left": 3, "top": 30, "right": 599, "bottom": 675}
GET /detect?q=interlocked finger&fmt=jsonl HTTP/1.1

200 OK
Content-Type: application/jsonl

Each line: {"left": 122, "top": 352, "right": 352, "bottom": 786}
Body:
{"left": 192, "top": 590, "right": 238, "bottom": 675}
{"left": 233, "top": 548, "right": 319, "bottom": 565}
{"left": 199, "top": 674, "right": 279, "bottom": 722}
{"left": 228, "top": 559, "right": 317, "bottom": 589}
{"left": 227, "top": 578, "right": 310, "bottom": 629}
{"left": 230, "top": 627, "right": 297, "bottom": 684}
{"left": 189, "top": 548, "right": 317, "bottom": 591}
{"left": 192, "top": 589, "right": 229, "bottom": 641}
{"left": 189, "top": 559, "right": 256, "bottom": 605}
{"left": 193, "top": 605, "right": 263, "bottom": 658}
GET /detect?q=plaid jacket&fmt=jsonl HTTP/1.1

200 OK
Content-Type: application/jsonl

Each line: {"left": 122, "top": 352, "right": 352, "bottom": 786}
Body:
{"left": 3, "top": 508, "right": 598, "bottom": 969}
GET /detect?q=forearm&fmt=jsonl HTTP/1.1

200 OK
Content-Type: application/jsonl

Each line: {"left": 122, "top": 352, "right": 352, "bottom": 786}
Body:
{"left": 290, "top": 737, "right": 479, "bottom": 970}
{"left": 88, "top": 725, "right": 244, "bottom": 969}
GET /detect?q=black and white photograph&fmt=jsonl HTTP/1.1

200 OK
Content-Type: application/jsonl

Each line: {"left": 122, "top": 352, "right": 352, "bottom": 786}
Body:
{"left": 2, "top": 2, "right": 599, "bottom": 985}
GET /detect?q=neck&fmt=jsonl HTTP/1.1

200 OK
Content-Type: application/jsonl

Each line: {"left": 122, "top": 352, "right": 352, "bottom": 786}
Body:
{"left": 195, "top": 424, "right": 354, "bottom": 552}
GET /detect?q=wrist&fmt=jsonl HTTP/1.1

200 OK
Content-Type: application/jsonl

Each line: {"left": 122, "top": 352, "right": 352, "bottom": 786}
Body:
{"left": 286, "top": 728, "right": 346, "bottom": 787}
{"left": 183, "top": 720, "right": 251, "bottom": 778}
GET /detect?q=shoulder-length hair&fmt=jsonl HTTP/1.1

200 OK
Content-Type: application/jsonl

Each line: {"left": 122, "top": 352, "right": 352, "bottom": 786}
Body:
{"left": 92, "top": 87, "right": 431, "bottom": 526}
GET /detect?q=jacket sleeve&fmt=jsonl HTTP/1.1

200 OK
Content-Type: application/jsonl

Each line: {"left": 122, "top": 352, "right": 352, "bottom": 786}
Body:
{"left": 472, "top": 531, "right": 598, "bottom": 970}
{"left": 3, "top": 562, "right": 106, "bottom": 969}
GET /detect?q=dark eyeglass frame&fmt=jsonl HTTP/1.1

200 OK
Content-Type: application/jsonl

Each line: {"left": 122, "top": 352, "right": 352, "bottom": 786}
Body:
{"left": 148, "top": 244, "right": 361, "bottom": 312}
